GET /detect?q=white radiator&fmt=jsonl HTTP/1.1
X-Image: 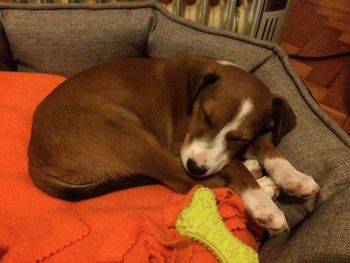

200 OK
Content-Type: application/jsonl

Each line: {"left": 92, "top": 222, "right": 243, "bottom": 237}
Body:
{"left": 160, "top": 0, "right": 293, "bottom": 43}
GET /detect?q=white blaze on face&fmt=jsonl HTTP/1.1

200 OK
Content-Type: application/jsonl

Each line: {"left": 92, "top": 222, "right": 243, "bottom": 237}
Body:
{"left": 216, "top": 60, "right": 244, "bottom": 70}
{"left": 181, "top": 98, "right": 254, "bottom": 175}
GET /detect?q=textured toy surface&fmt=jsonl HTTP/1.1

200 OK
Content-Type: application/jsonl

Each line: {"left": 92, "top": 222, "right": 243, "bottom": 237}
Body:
{"left": 175, "top": 187, "right": 259, "bottom": 263}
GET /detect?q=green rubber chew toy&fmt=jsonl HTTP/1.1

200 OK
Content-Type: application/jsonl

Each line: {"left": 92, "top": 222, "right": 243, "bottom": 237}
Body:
{"left": 175, "top": 187, "right": 258, "bottom": 263}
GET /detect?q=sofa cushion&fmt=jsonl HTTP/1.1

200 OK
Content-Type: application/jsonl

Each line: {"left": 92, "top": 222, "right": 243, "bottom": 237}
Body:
{"left": 0, "top": 3, "right": 155, "bottom": 76}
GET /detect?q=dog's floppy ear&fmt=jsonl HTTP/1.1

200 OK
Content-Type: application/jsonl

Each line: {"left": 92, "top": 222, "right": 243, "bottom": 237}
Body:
{"left": 187, "top": 67, "right": 219, "bottom": 113}
{"left": 270, "top": 96, "right": 296, "bottom": 146}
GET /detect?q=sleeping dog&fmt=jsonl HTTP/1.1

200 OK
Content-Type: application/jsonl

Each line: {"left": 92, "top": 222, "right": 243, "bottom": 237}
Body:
{"left": 28, "top": 56, "right": 320, "bottom": 233}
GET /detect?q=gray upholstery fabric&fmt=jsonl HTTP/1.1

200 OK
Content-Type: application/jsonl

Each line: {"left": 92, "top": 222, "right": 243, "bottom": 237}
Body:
{"left": 0, "top": 1, "right": 349, "bottom": 262}
{"left": 148, "top": 9, "right": 273, "bottom": 72}
{"left": 259, "top": 184, "right": 350, "bottom": 263}
{"left": 255, "top": 54, "right": 350, "bottom": 228}
{"left": 0, "top": 3, "right": 154, "bottom": 76}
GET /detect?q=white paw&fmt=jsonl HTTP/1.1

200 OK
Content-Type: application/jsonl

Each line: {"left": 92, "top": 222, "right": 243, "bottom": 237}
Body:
{"left": 241, "top": 188, "right": 289, "bottom": 233}
{"left": 281, "top": 172, "right": 320, "bottom": 199}
{"left": 243, "top": 159, "right": 263, "bottom": 179}
{"left": 264, "top": 158, "right": 320, "bottom": 199}
{"left": 257, "top": 176, "right": 280, "bottom": 200}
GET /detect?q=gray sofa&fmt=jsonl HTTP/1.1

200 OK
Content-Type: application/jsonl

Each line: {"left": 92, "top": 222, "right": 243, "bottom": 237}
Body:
{"left": 1, "top": 1, "right": 349, "bottom": 262}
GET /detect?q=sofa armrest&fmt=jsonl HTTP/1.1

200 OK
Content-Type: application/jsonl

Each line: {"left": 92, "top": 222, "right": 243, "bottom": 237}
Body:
{"left": 259, "top": 184, "right": 350, "bottom": 263}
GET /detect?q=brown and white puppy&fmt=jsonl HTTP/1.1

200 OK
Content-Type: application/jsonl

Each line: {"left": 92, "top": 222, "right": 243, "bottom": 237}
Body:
{"left": 28, "top": 56, "right": 319, "bottom": 233}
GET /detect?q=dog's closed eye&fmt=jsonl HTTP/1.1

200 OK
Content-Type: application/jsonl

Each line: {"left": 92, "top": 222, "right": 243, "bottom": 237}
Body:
{"left": 200, "top": 105, "right": 214, "bottom": 127}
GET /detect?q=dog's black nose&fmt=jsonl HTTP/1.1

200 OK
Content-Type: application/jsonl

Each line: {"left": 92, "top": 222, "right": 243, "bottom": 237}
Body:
{"left": 186, "top": 159, "right": 207, "bottom": 176}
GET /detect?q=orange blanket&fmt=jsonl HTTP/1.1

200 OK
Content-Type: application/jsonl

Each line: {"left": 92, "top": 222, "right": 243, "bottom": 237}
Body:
{"left": 0, "top": 72, "right": 262, "bottom": 262}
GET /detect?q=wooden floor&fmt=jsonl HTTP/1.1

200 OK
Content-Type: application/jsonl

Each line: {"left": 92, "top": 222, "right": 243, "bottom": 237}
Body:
{"left": 280, "top": 0, "right": 350, "bottom": 134}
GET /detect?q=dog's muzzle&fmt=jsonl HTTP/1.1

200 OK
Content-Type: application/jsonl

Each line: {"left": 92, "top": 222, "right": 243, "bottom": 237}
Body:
{"left": 180, "top": 133, "right": 233, "bottom": 177}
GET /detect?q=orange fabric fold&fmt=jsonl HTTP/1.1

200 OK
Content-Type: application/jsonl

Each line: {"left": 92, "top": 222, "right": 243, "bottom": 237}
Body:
{"left": 0, "top": 72, "right": 262, "bottom": 262}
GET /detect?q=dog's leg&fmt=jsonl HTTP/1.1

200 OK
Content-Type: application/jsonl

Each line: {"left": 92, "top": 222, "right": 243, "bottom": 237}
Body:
{"left": 222, "top": 159, "right": 288, "bottom": 233}
{"left": 127, "top": 137, "right": 226, "bottom": 194}
{"left": 99, "top": 119, "right": 226, "bottom": 194}
{"left": 243, "top": 160, "right": 280, "bottom": 200}
{"left": 243, "top": 159, "right": 263, "bottom": 179}
{"left": 245, "top": 136, "right": 320, "bottom": 199}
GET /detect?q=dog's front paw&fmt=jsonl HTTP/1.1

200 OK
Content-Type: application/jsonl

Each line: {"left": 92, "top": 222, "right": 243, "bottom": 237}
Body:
{"left": 281, "top": 172, "right": 320, "bottom": 199}
{"left": 241, "top": 188, "right": 289, "bottom": 234}
{"left": 257, "top": 176, "right": 280, "bottom": 200}
{"left": 264, "top": 158, "right": 320, "bottom": 199}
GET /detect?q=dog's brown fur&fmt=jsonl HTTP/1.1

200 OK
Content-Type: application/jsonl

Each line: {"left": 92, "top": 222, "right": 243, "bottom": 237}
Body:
{"left": 28, "top": 56, "right": 295, "bottom": 202}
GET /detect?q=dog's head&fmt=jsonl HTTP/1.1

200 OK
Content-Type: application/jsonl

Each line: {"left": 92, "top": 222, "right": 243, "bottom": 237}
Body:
{"left": 180, "top": 58, "right": 296, "bottom": 177}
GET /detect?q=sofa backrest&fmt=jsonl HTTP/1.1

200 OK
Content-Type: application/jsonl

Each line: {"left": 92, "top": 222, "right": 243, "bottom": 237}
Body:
{"left": 148, "top": 9, "right": 274, "bottom": 72}
{"left": 0, "top": 2, "right": 155, "bottom": 76}
{"left": 0, "top": 1, "right": 279, "bottom": 76}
